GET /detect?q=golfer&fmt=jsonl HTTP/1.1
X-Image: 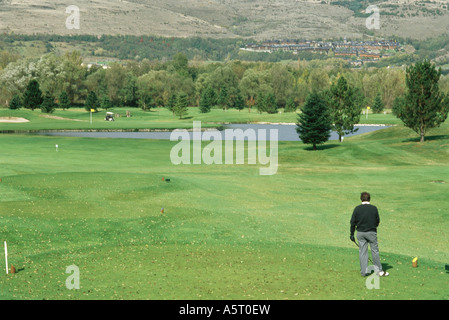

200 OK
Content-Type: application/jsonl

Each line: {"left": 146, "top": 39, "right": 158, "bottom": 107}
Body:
{"left": 350, "top": 192, "right": 389, "bottom": 277}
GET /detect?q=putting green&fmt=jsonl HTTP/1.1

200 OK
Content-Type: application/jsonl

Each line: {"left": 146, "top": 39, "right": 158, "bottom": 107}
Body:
{"left": 0, "top": 124, "right": 448, "bottom": 299}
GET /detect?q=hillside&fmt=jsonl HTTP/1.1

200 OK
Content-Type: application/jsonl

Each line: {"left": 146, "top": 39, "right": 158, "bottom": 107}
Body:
{"left": 1, "top": 0, "right": 449, "bottom": 40}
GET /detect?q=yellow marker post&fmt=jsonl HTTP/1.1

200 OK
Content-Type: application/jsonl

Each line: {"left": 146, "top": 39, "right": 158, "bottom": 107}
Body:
{"left": 412, "top": 257, "right": 418, "bottom": 268}
{"left": 90, "top": 109, "right": 95, "bottom": 125}
{"left": 366, "top": 106, "right": 370, "bottom": 119}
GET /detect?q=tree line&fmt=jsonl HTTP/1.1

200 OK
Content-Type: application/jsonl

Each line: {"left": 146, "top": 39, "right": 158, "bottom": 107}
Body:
{"left": 1, "top": 50, "right": 418, "bottom": 115}
{"left": 1, "top": 50, "right": 448, "bottom": 142}
{"left": 297, "top": 59, "right": 449, "bottom": 147}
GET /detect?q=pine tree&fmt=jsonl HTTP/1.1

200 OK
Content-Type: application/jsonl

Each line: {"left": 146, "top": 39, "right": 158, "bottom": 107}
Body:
{"left": 393, "top": 59, "right": 449, "bottom": 142}
{"left": 264, "top": 92, "right": 278, "bottom": 114}
{"left": 85, "top": 91, "right": 99, "bottom": 112}
{"left": 372, "top": 93, "right": 384, "bottom": 114}
{"left": 174, "top": 92, "right": 189, "bottom": 119}
{"left": 167, "top": 93, "right": 177, "bottom": 115}
{"left": 23, "top": 79, "right": 43, "bottom": 111}
{"left": 296, "top": 92, "right": 332, "bottom": 151}
{"left": 233, "top": 90, "right": 245, "bottom": 112}
{"left": 326, "top": 76, "right": 363, "bottom": 142}
{"left": 122, "top": 72, "right": 138, "bottom": 107}
{"left": 256, "top": 93, "right": 267, "bottom": 114}
{"left": 9, "top": 94, "right": 22, "bottom": 110}
{"left": 284, "top": 97, "right": 296, "bottom": 113}
{"left": 40, "top": 91, "right": 56, "bottom": 114}
{"left": 199, "top": 87, "right": 215, "bottom": 113}
{"left": 217, "top": 86, "right": 229, "bottom": 111}
{"left": 100, "top": 95, "right": 113, "bottom": 110}
{"left": 59, "top": 91, "right": 70, "bottom": 110}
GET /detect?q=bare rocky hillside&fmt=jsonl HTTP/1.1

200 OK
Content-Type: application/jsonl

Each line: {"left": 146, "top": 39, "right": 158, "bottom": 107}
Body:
{"left": 1, "top": 0, "right": 448, "bottom": 39}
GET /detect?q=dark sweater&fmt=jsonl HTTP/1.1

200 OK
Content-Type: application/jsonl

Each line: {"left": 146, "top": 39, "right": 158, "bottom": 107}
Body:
{"left": 350, "top": 203, "right": 380, "bottom": 235}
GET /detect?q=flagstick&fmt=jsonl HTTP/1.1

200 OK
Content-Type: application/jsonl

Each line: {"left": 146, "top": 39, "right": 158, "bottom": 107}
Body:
{"left": 4, "top": 241, "right": 8, "bottom": 275}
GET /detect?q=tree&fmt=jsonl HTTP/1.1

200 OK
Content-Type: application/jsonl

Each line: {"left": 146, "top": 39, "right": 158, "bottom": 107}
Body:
{"left": 0, "top": 59, "right": 37, "bottom": 101}
{"left": 85, "top": 68, "right": 107, "bottom": 100}
{"left": 232, "top": 88, "right": 245, "bottom": 112}
{"left": 106, "top": 63, "right": 126, "bottom": 106}
{"left": 326, "top": 76, "right": 363, "bottom": 142}
{"left": 377, "top": 68, "right": 406, "bottom": 109}
{"left": 270, "top": 64, "right": 294, "bottom": 108}
{"left": 256, "top": 84, "right": 274, "bottom": 114}
{"left": 59, "top": 51, "right": 87, "bottom": 104}
{"left": 174, "top": 92, "right": 189, "bottom": 119}
{"left": 121, "top": 72, "right": 138, "bottom": 107}
{"left": 40, "top": 91, "right": 56, "bottom": 114}
{"left": 137, "top": 69, "right": 194, "bottom": 108}
{"left": 239, "top": 69, "right": 270, "bottom": 113}
{"left": 393, "top": 59, "right": 449, "bottom": 142}
{"left": 9, "top": 94, "right": 22, "bottom": 110}
{"left": 263, "top": 92, "right": 278, "bottom": 114}
{"left": 171, "top": 52, "right": 189, "bottom": 78}
{"left": 256, "top": 94, "right": 266, "bottom": 114}
{"left": 296, "top": 92, "right": 332, "bottom": 150}
{"left": 207, "top": 65, "right": 239, "bottom": 110}
{"left": 85, "top": 91, "right": 99, "bottom": 112}
{"left": 217, "top": 86, "right": 230, "bottom": 111}
{"left": 285, "top": 97, "right": 296, "bottom": 112}
{"left": 23, "top": 79, "right": 43, "bottom": 111}
{"left": 100, "top": 95, "right": 113, "bottom": 110}
{"left": 36, "top": 53, "right": 64, "bottom": 99}
{"left": 199, "top": 86, "right": 215, "bottom": 113}
{"left": 59, "top": 91, "right": 70, "bottom": 110}
{"left": 167, "top": 93, "right": 177, "bottom": 115}
{"left": 308, "top": 68, "right": 330, "bottom": 92}
{"left": 372, "top": 93, "right": 384, "bottom": 114}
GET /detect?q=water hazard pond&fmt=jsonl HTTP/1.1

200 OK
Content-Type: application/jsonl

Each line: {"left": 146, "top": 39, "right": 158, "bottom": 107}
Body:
{"left": 40, "top": 124, "right": 390, "bottom": 141}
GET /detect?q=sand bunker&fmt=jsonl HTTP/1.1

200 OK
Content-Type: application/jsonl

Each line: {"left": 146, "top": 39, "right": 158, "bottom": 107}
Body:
{"left": 0, "top": 117, "right": 30, "bottom": 123}
{"left": 39, "top": 115, "right": 86, "bottom": 122}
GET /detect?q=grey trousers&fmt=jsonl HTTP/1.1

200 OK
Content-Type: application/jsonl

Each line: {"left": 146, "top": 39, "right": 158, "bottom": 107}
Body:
{"left": 357, "top": 231, "right": 383, "bottom": 275}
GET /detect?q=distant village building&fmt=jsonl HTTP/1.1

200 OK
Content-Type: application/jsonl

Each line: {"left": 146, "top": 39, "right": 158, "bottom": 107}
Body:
{"left": 240, "top": 38, "right": 400, "bottom": 64}
{"left": 82, "top": 62, "right": 111, "bottom": 70}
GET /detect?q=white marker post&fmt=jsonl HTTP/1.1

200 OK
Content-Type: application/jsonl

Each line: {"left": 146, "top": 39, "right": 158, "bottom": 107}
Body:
{"left": 4, "top": 241, "right": 8, "bottom": 275}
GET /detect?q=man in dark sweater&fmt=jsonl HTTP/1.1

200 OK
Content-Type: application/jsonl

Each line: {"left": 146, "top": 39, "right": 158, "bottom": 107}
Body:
{"left": 350, "top": 192, "right": 389, "bottom": 277}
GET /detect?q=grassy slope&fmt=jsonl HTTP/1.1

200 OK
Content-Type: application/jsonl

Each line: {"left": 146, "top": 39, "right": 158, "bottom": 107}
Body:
{"left": 0, "top": 121, "right": 448, "bottom": 299}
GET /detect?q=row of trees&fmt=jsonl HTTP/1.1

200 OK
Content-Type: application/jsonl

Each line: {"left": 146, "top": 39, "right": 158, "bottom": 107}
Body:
{"left": 2, "top": 52, "right": 449, "bottom": 142}
{"left": 1, "top": 51, "right": 416, "bottom": 115}
{"left": 297, "top": 59, "right": 449, "bottom": 147}
{"left": 3, "top": 51, "right": 448, "bottom": 142}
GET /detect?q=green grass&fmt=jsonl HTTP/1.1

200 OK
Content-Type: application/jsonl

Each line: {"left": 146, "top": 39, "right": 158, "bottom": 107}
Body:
{"left": 0, "top": 107, "right": 402, "bottom": 131}
{"left": 0, "top": 121, "right": 448, "bottom": 299}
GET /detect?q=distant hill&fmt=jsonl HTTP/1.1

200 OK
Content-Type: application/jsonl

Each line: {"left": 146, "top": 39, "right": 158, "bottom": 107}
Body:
{"left": 1, "top": 0, "right": 449, "bottom": 40}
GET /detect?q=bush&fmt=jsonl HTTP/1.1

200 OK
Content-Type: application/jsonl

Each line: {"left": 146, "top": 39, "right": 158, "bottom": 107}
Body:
{"left": 9, "top": 94, "right": 22, "bottom": 110}
{"left": 40, "top": 91, "right": 56, "bottom": 114}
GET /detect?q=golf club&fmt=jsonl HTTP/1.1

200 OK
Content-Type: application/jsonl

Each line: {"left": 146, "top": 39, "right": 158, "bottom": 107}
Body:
{"left": 352, "top": 239, "right": 373, "bottom": 264}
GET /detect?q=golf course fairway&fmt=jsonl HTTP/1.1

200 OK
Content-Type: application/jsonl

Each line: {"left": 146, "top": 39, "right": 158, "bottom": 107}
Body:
{"left": 0, "top": 122, "right": 448, "bottom": 300}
